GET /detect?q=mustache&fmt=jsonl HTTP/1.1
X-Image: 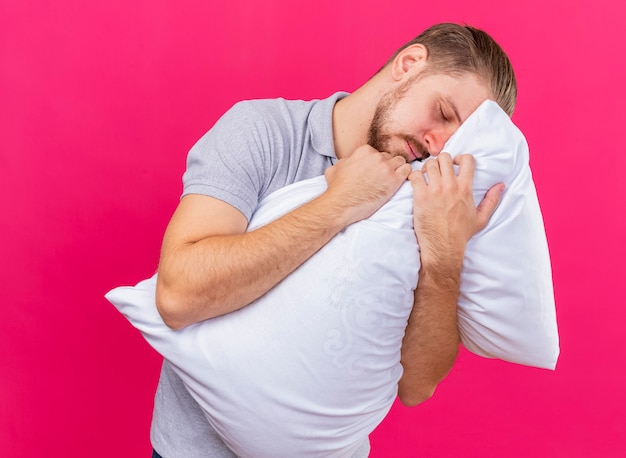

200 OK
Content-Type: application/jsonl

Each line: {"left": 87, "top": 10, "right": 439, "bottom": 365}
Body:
{"left": 367, "top": 132, "right": 431, "bottom": 162}
{"left": 403, "top": 136, "right": 430, "bottom": 161}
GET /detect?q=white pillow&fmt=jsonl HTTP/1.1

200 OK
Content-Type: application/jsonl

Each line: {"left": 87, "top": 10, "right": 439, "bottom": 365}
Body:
{"left": 106, "top": 100, "right": 558, "bottom": 458}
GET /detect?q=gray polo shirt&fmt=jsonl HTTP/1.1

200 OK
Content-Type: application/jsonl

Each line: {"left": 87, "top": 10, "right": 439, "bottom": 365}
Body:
{"left": 151, "top": 92, "right": 370, "bottom": 458}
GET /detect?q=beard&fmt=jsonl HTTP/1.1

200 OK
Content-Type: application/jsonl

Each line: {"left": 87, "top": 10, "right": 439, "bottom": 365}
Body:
{"left": 367, "top": 94, "right": 394, "bottom": 153}
{"left": 367, "top": 83, "right": 429, "bottom": 162}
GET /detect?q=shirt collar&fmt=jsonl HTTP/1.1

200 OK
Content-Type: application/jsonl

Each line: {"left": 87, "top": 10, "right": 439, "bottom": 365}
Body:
{"left": 308, "top": 91, "right": 349, "bottom": 162}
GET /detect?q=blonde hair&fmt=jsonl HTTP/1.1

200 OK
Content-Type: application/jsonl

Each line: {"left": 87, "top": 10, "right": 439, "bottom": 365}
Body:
{"left": 386, "top": 23, "right": 517, "bottom": 116}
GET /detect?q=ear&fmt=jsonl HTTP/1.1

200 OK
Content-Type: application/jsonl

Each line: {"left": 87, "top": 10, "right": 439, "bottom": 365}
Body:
{"left": 390, "top": 44, "right": 428, "bottom": 82}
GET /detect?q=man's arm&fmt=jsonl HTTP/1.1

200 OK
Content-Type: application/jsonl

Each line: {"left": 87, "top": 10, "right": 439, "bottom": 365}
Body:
{"left": 156, "top": 146, "right": 412, "bottom": 330}
{"left": 398, "top": 153, "right": 504, "bottom": 406}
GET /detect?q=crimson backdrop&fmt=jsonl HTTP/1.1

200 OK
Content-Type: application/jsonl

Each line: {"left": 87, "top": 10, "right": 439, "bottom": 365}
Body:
{"left": 2, "top": 0, "right": 625, "bottom": 456}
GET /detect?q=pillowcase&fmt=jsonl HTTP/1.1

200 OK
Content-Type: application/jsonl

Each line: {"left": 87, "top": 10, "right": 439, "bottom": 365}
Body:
{"left": 440, "top": 102, "right": 559, "bottom": 368}
{"left": 106, "top": 100, "right": 558, "bottom": 458}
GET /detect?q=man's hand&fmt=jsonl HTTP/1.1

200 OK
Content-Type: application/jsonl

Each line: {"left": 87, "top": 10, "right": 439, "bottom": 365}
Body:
{"left": 398, "top": 152, "right": 504, "bottom": 406}
{"left": 409, "top": 152, "right": 504, "bottom": 272}
{"left": 323, "top": 145, "right": 412, "bottom": 227}
{"left": 157, "top": 145, "right": 411, "bottom": 329}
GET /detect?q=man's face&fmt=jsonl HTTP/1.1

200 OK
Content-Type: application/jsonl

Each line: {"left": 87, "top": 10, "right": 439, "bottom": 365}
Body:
{"left": 368, "top": 72, "right": 491, "bottom": 162}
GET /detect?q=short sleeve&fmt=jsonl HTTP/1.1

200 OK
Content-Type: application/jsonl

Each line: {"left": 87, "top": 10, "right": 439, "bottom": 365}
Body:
{"left": 182, "top": 101, "right": 277, "bottom": 221}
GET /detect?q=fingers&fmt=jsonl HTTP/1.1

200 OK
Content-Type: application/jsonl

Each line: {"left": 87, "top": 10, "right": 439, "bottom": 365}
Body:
{"left": 386, "top": 155, "right": 411, "bottom": 179}
{"left": 409, "top": 151, "right": 504, "bottom": 250}
{"left": 374, "top": 150, "right": 412, "bottom": 179}
{"left": 422, "top": 157, "right": 440, "bottom": 186}
{"left": 476, "top": 182, "right": 505, "bottom": 228}
{"left": 332, "top": 145, "right": 414, "bottom": 187}
{"left": 409, "top": 153, "right": 452, "bottom": 189}
{"left": 454, "top": 154, "right": 476, "bottom": 184}
{"left": 419, "top": 153, "right": 475, "bottom": 188}
{"left": 409, "top": 169, "right": 427, "bottom": 192}
{"left": 395, "top": 162, "right": 413, "bottom": 179}
{"left": 436, "top": 152, "right": 456, "bottom": 181}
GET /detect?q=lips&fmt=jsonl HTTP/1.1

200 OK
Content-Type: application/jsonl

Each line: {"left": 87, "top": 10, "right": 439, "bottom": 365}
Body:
{"left": 409, "top": 140, "right": 431, "bottom": 161}
{"left": 406, "top": 141, "right": 418, "bottom": 161}
{"left": 407, "top": 140, "right": 429, "bottom": 161}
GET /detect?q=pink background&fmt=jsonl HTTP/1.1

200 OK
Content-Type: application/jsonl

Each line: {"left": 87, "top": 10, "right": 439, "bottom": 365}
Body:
{"left": 2, "top": 0, "right": 624, "bottom": 456}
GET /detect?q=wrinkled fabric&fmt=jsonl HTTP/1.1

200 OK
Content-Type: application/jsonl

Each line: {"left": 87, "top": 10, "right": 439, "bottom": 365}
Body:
{"left": 106, "top": 100, "right": 558, "bottom": 458}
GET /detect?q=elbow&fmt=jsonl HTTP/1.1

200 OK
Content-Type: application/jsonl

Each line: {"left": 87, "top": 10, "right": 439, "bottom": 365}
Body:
{"left": 397, "top": 384, "right": 437, "bottom": 407}
{"left": 155, "top": 281, "right": 191, "bottom": 331}
{"left": 155, "top": 275, "right": 226, "bottom": 329}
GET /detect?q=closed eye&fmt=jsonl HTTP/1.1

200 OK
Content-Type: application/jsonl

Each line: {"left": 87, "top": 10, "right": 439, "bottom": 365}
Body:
{"left": 438, "top": 103, "right": 449, "bottom": 122}
{"left": 442, "top": 96, "right": 461, "bottom": 123}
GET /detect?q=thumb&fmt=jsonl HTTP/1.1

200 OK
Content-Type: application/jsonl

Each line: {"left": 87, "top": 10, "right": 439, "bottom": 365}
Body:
{"left": 476, "top": 183, "right": 505, "bottom": 229}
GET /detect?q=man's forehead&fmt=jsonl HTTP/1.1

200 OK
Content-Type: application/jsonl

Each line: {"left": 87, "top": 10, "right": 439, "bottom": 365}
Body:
{"left": 435, "top": 74, "right": 491, "bottom": 119}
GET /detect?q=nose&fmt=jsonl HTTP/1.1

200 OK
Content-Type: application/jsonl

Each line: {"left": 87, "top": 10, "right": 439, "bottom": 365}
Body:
{"left": 422, "top": 132, "right": 446, "bottom": 157}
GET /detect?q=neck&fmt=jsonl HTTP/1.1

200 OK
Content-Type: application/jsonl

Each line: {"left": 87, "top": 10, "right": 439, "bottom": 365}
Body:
{"left": 332, "top": 72, "right": 390, "bottom": 159}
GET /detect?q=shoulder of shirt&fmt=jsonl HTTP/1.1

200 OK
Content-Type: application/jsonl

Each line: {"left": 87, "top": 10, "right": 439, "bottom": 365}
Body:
{"left": 216, "top": 98, "right": 317, "bottom": 132}
{"left": 228, "top": 97, "right": 318, "bottom": 116}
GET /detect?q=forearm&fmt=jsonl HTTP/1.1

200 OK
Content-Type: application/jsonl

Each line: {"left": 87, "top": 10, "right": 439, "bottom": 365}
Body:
{"left": 398, "top": 154, "right": 502, "bottom": 406}
{"left": 157, "top": 147, "right": 412, "bottom": 329}
{"left": 156, "top": 193, "right": 352, "bottom": 329}
{"left": 397, "top": 260, "right": 462, "bottom": 407}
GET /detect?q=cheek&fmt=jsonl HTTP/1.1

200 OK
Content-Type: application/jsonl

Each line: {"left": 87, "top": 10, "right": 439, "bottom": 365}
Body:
{"left": 397, "top": 113, "right": 432, "bottom": 135}
{"left": 441, "top": 122, "right": 459, "bottom": 141}
{"left": 388, "top": 106, "right": 425, "bottom": 133}
{"left": 386, "top": 95, "right": 435, "bottom": 135}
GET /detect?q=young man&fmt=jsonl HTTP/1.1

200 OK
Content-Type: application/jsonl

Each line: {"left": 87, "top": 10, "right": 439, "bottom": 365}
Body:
{"left": 151, "top": 23, "right": 516, "bottom": 457}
